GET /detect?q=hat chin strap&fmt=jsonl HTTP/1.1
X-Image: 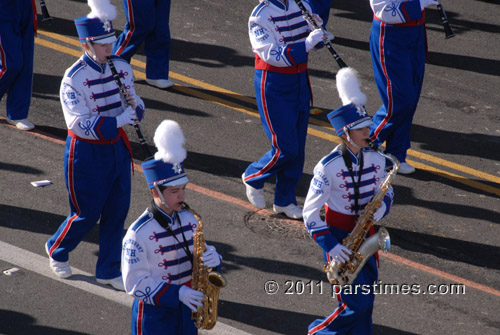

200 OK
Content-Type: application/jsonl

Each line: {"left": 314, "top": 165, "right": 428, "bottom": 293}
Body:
{"left": 153, "top": 182, "right": 170, "bottom": 209}
{"left": 85, "top": 38, "right": 98, "bottom": 62}
{"left": 343, "top": 126, "right": 360, "bottom": 149}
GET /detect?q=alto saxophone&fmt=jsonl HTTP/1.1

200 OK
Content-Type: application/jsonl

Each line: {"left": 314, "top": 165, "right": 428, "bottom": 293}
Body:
{"left": 183, "top": 202, "right": 226, "bottom": 330}
{"left": 324, "top": 144, "right": 399, "bottom": 286}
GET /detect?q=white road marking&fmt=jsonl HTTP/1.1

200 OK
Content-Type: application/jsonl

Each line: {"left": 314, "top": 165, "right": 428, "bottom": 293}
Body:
{"left": 0, "top": 240, "right": 251, "bottom": 335}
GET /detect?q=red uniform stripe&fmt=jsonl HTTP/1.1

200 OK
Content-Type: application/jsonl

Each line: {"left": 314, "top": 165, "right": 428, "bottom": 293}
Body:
{"left": 371, "top": 22, "right": 393, "bottom": 141}
{"left": 0, "top": 39, "right": 7, "bottom": 79}
{"left": 154, "top": 282, "right": 171, "bottom": 306}
{"left": 245, "top": 71, "right": 281, "bottom": 182}
{"left": 115, "top": 0, "right": 135, "bottom": 56}
{"left": 308, "top": 302, "right": 347, "bottom": 334}
{"left": 136, "top": 301, "right": 144, "bottom": 335}
{"left": 49, "top": 137, "right": 80, "bottom": 256}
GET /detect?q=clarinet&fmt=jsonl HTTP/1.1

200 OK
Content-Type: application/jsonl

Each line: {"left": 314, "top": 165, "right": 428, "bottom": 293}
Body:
{"left": 437, "top": 3, "right": 455, "bottom": 39}
{"left": 293, "top": 0, "right": 347, "bottom": 69}
{"left": 39, "top": 0, "right": 53, "bottom": 21}
{"left": 107, "top": 57, "right": 153, "bottom": 159}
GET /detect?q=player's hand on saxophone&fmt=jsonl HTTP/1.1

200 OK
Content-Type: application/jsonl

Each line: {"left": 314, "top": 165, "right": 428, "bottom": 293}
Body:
{"left": 372, "top": 202, "right": 387, "bottom": 222}
{"left": 179, "top": 286, "right": 204, "bottom": 312}
{"left": 329, "top": 244, "right": 352, "bottom": 264}
{"left": 202, "top": 245, "right": 222, "bottom": 268}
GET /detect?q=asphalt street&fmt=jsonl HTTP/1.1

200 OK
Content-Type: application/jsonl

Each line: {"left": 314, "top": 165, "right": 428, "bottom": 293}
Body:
{"left": 0, "top": 0, "right": 499, "bottom": 334}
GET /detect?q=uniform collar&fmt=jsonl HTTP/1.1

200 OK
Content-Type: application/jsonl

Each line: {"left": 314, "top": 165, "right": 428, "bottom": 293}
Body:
{"left": 83, "top": 52, "right": 107, "bottom": 74}
{"left": 153, "top": 201, "right": 176, "bottom": 226}
{"left": 269, "top": 0, "right": 288, "bottom": 10}
{"left": 345, "top": 145, "right": 362, "bottom": 166}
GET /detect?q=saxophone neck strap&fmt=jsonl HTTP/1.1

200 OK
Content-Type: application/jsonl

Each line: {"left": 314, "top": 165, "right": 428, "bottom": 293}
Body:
{"left": 341, "top": 143, "right": 364, "bottom": 216}
{"left": 149, "top": 200, "right": 194, "bottom": 265}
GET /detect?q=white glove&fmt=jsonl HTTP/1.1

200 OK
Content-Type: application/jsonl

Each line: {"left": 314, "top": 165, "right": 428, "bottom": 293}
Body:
{"left": 420, "top": 0, "right": 439, "bottom": 10}
{"left": 202, "top": 245, "right": 221, "bottom": 268}
{"left": 303, "top": 14, "right": 323, "bottom": 31}
{"left": 116, "top": 107, "right": 137, "bottom": 128}
{"left": 325, "top": 31, "right": 335, "bottom": 41}
{"left": 328, "top": 244, "right": 352, "bottom": 264}
{"left": 372, "top": 202, "right": 387, "bottom": 222}
{"left": 305, "top": 29, "right": 324, "bottom": 52}
{"left": 179, "top": 286, "right": 204, "bottom": 312}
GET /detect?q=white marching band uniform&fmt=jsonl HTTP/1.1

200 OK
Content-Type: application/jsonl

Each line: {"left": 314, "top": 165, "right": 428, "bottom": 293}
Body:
{"left": 61, "top": 54, "right": 144, "bottom": 139}
{"left": 123, "top": 208, "right": 195, "bottom": 302}
{"left": 123, "top": 205, "right": 198, "bottom": 334}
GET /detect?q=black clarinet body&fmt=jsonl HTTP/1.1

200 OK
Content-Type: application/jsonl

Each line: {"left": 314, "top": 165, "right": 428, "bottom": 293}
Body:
{"left": 39, "top": 0, "right": 53, "bottom": 21}
{"left": 437, "top": 3, "right": 455, "bottom": 39}
{"left": 293, "top": 0, "right": 347, "bottom": 69}
{"left": 107, "top": 57, "right": 153, "bottom": 159}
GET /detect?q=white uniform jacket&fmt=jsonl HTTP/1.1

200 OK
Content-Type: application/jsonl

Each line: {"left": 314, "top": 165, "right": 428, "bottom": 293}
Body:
{"left": 60, "top": 53, "right": 145, "bottom": 140}
{"left": 122, "top": 206, "right": 196, "bottom": 307}
{"left": 303, "top": 145, "right": 394, "bottom": 253}
{"left": 249, "top": 0, "right": 316, "bottom": 69}
{"left": 370, "top": 0, "right": 424, "bottom": 24}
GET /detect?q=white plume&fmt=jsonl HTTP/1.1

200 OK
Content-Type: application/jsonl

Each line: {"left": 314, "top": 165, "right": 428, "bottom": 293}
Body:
{"left": 87, "top": 0, "right": 116, "bottom": 21}
{"left": 153, "top": 120, "right": 187, "bottom": 164}
{"left": 336, "top": 67, "right": 367, "bottom": 107}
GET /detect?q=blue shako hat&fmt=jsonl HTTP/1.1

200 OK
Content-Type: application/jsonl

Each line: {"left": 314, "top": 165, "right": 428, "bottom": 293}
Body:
{"left": 328, "top": 67, "right": 373, "bottom": 136}
{"left": 142, "top": 120, "right": 189, "bottom": 189}
{"left": 74, "top": 17, "right": 116, "bottom": 44}
{"left": 142, "top": 160, "right": 188, "bottom": 189}
{"left": 74, "top": 0, "right": 117, "bottom": 44}
{"left": 328, "top": 103, "right": 373, "bottom": 136}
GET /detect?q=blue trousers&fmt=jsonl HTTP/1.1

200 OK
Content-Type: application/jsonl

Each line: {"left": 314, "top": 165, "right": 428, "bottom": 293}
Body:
{"left": 0, "top": 0, "right": 35, "bottom": 120}
{"left": 244, "top": 69, "right": 310, "bottom": 207}
{"left": 308, "top": 227, "right": 377, "bottom": 335}
{"left": 131, "top": 300, "right": 196, "bottom": 335}
{"left": 369, "top": 19, "right": 426, "bottom": 163}
{"left": 47, "top": 136, "right": 131, "bottom": 279}
{"left": 113, "top": 0, "right": 172, "bottom": 80}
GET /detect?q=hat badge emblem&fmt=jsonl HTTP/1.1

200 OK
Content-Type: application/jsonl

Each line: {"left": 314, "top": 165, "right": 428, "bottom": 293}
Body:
{"left": 356, "top": 106, "right": 367, "bottom": 117}
{"left": 102, "top": 20, "right": 112, "bottom": 33}
{"left": 172, "top": 163, "right": 182, "bottom": 174}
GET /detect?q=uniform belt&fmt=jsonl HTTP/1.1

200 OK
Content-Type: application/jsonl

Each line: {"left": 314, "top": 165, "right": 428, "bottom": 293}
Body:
{"left": 325, "top": 205, "right": 375, "bottom": 236}
{"left": 68, "top": 128, "right": 134, "bottom": 168}
{"left": 254, "top": 54, "right": 307, "bottom": 74}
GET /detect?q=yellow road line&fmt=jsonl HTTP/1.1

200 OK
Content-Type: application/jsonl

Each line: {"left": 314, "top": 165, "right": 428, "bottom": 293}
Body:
{"left": 35, "top": 31, "right": 500, "bottom": 196}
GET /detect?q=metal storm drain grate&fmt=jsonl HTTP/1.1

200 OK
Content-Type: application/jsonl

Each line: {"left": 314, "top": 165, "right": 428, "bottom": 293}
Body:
{"left": 243, "top": 211, "right": 310, "bottom": 240}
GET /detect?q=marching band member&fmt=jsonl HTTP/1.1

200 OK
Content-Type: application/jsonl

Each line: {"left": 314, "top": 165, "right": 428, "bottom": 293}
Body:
{"left": 303, "top": 68, "right": 394, "bottom": 335}
{"left": 113, "top": 0, "right": 174, "bottom": 89}
{"left": 0, "top": 0, "right": 37, "bottom": 130}
{"left": 242, "top": 0, "right": 325, "bottom": 219}
{"left": 45, "top": 0, "right": 145, "bottom": 290}
{"left": 122, "top": 120, "right": 222, "bottom": 335}
{"left": 369, "top": 0, "right": 438, "bottom": 174}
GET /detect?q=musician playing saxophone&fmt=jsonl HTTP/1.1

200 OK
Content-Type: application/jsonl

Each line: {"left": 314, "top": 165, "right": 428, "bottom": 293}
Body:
{"left": 122, "top": 120, "right": 222, "bottom": 335}
{"left": 303, "top": 68, "right": 394, "bottom": 335}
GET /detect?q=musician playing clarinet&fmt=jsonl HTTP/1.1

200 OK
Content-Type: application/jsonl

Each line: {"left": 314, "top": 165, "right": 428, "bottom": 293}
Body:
{"left": 303, "top": 68, "right": 394, "bottom": 335}
{"left": 369, "top": 0, "right": 438, "bottom": 174}
{"left": 45, "top": 0, "right": 144, "bottom": 290}
{"left": 242, "top": 0, "right": 325, "bottom": 219}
